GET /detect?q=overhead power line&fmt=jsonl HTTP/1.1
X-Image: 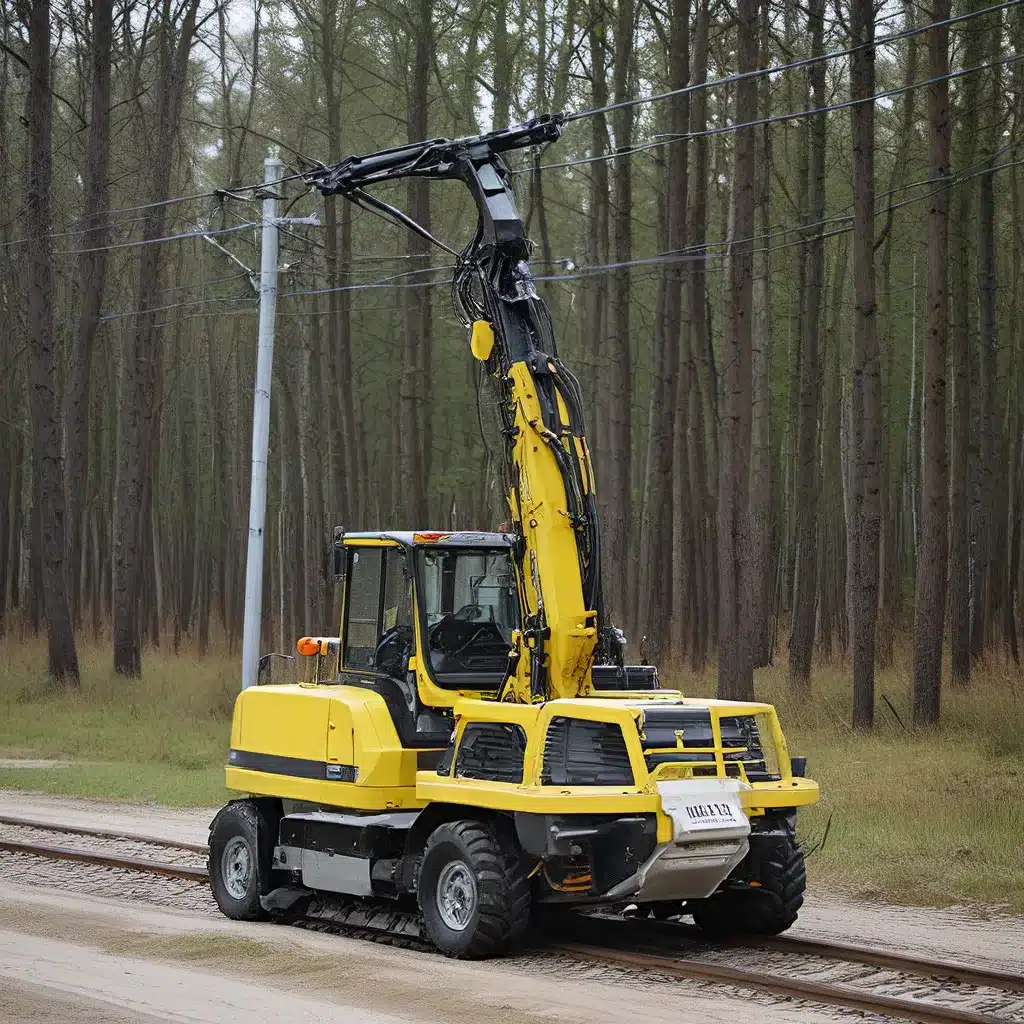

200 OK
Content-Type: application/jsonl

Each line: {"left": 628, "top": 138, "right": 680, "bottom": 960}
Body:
{"left": 282, "top": 150, "right": 1024, "bottom": 301}
{"left": 1, "top": 170, "right": 312, "bottom": 251}
{"left": 563, "top": 0, "right": 1021, "bottom": 125}
{"left": 100, "top": 293, "right": 253, "bottom": 323}
{"left": 54, "top": 221, "right": 260, "bottom": 257}
{"left": 656, "top": 139, "right": 1022, "bottom": 259}
{"left": 528, "top": 52, "right": 1023, "bottom": 175}
{"left": 5, "top": 0, "right": 1013, "bottom": 256}
{"left": 83, "top": 133, "right": 1024, "bottom": 328}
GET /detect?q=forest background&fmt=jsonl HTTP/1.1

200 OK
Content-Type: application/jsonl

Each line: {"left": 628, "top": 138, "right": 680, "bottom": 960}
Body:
{"left": 0, "top": 0, "right": 1022, "bottom": 909}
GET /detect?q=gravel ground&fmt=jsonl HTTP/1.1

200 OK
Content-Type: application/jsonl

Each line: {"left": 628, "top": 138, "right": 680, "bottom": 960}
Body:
{"left": 4, "top": 789, "right": 1021, "bottom": 972}
{"left": 0, "top": 790, "right": 215, "bottom": 847}
{"left": 0, "top": 821, "right": 207, "bottom": 866}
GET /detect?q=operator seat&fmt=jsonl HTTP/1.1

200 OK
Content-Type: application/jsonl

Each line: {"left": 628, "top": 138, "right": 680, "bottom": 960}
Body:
{"left": 345, "top": 627, "right": 450, "bottom": 750}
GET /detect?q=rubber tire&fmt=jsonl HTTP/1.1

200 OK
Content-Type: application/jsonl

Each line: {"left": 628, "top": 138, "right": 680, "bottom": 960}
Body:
{"left": 691, "top": 830, "right": 806, "bottom": 938}
{"left": 417, "top": 819, "right": 530, "bottom": 958}
{"left": 208, "top": 800, "right": 272, "bottom": 921}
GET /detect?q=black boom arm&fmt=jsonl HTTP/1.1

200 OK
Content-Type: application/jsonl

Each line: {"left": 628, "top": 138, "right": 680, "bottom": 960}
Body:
{"left": 308, "top": 115, "right": 563, "bottom": 258}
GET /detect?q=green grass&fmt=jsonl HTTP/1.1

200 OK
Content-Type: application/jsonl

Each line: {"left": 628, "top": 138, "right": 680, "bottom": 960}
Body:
{"left": 0, "top": 641, "right": 235, "bottom": 806}
{"left": 0, "top": 762, "right": 227, "bottom": 806}
{"left": 1, "top": 637, "right": 1021, "bottom": 912}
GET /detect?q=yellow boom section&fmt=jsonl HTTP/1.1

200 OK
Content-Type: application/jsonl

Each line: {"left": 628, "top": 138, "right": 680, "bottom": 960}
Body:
{"left": 504, "top": 359, "right": 598, "bottom": 702}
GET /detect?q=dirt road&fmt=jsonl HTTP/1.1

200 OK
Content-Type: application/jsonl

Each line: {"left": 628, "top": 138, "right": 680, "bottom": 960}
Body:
{"left": 1, "top": 790, "right": 1022, "bottom": 1023}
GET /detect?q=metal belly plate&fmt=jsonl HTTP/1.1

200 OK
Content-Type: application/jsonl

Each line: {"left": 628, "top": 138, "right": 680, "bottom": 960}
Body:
{"left": 606, "top": 778, "right": 751, "bottom": 902}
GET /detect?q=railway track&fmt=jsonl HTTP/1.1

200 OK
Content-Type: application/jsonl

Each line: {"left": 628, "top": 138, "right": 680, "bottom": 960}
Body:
{"left": 1, "top": 815, "right": 1021, "bottom": 1024}
{"left": 560, "top": 932, "right": 1024, "bottom": 1024}
{"left": 0, "top": 813, "right": 208, "bottom": 880}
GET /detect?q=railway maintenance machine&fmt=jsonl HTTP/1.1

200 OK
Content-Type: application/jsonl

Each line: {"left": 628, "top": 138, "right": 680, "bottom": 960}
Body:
{"left": 209, "top": 115, "right": 820, "bottom": 958}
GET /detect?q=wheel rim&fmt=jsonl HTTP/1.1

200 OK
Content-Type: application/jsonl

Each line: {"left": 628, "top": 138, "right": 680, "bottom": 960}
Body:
{"left": 436, "top": 860, "right": 477, "bottom": 931}
{"left": 221, "top": 836, "right": 253, "bottom": 900}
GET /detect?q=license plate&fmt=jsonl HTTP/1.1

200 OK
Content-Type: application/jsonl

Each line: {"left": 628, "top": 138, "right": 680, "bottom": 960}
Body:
{"left": 657, "top": 779, "right": 750, "bottom": 840}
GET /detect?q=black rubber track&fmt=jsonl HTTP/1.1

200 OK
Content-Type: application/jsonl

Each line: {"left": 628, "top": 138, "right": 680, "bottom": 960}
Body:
{"left": 418, "top": 819, "right": 531, "bottom": 958}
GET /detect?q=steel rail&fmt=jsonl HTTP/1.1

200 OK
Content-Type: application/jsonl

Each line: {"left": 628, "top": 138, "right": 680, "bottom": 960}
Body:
{"left": 0, "top": 838, "right": 208, "bottom": 881}
{"left": 624, "top": 917, "right": 1024, "bottom": 994}
{"left": 557, "top": 941, "right": 1014, "bottom": 1024}
{"left": 761, "top": 934, "right": 1024, "bottom": 995}
{"left": 0, "top": 813, "right": 208, "bottom": 854}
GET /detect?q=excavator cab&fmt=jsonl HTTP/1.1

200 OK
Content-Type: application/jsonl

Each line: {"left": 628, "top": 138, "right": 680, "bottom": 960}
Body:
{"left": 334, "top": 531, "right": 662, "bottom": 711}
{"left": 339, "top": 532, "right": 517, "bottom": 696}
{"left": 329, "top": 532, "right": 519, "bottom": 749}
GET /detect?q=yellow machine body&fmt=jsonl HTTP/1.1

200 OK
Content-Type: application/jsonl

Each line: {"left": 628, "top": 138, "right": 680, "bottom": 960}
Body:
{"left": 227, "top": 682, "right": 819, "bottom": 828}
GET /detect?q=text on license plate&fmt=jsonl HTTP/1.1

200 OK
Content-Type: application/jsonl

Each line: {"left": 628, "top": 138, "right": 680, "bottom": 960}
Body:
{"left": 682, "top": 801, "right": 742, "bottom": 829}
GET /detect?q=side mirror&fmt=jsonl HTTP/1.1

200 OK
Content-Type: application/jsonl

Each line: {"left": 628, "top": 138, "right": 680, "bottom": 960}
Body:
{"left": 333, "top": 526, "right": 345, "bottom": 580}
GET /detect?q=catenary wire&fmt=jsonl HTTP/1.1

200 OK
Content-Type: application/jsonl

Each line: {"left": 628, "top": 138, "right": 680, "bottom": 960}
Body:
{"left": 53, "top": 221, "right": 260, "bottom": 256}
{"left": 3, "top": 1, "right": 1012, "bottom": 252}
{"left": 93, "top": 144, "right": 1023, "bottom": 328}
{"left": 562, "top": 0, "right": 1022, "bottom": 125}
{"left": 526, "top": 53, "right": 1022, "bottom": 174}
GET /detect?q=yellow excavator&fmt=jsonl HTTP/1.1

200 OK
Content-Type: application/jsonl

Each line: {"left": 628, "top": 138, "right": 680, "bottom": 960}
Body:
{"left": 208, "top": 116, "right": 819, "bottom": 958}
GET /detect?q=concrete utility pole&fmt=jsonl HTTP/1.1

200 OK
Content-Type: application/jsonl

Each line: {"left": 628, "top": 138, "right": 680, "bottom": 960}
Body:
{"left": 241, "top": 149, "right": 283, "bottom": 690}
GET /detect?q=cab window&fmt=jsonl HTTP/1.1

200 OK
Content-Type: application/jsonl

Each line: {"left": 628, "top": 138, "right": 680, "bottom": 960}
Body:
{"left": 343, "top": 547, "right": 414, "bottom": 677}
{"left": 419, "top": 547, "right": 517, "bottom": 688}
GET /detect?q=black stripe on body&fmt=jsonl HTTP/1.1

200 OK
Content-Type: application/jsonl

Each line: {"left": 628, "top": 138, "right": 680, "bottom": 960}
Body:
{"left": 228, "top": 749, "right": 357, "bottom": 782}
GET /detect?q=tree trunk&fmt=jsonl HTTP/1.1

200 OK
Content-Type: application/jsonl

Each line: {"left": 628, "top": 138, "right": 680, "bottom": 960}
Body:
{"left": 529, "top": 0, "right": 552, "bottom": 264}
{"left": 948, "top": 2, "right": 983, "bottom": 687}
{"left": 876, "top": 0, "right": 917, "bottom": 669}
{"left": 401, "top": 0, "right": 432, "bottom": 526}
{"left": 748, "top": 1, "right": 775, "bottom": 671}
{"left": 605, "top": 0, "right": 635, "bottom": 628}
{"left": 65, "top": 0, "right": 113, "bottom": 626}
{"left": 24, "top": 0, "right": 79, "bottom": 682}
{"left": 666, "top": 0, "right": 692, "bottom": 663}
{"left": 849, "top": 0, "right": 881, "bottom": 728}
{"left": 687, "top": 0, "right": 713, "bottom": 669}
{"left": 788, "top": 0, "right": 826, "bottom": 687}
{"left": 975, "top": 162, "right": 1000, "bottom": 657}
{"left": 585, "top": 1, "right": 609, "bottom": 458}
{"left": 716, "top": 0, "right": 758, "bottom": 701}
{"left": 818, "top": 234, "right": 849, "bottom": 658}
{"left": 974, "top": 26, "right": 1004, "bottom": 659}
{"left": 315, "top": 0, "right": 361, "bottom": 528}
{"left": 113, "top": 0, "right": 201, "bottom": 676}
{"left": 913, "top": 0, "right": 952, "bottom": 725}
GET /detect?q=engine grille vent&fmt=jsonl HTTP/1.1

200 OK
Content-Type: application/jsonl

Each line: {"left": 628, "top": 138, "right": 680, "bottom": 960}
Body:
{"left": 454, "top": 722, "right": 527, "bottom": 783}
{"left": 541, "top": 717, "right": 634, "bottom": 786}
